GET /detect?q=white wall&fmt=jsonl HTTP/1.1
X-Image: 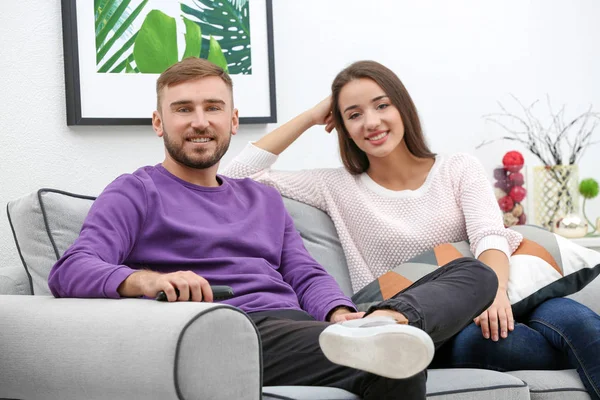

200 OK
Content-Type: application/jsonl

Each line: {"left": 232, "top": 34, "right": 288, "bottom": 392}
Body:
{"left": 2, "top": 0, "right": 600, "bottom": 272}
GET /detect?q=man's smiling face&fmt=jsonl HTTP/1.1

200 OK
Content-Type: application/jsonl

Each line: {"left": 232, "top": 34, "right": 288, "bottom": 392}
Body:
{"left": 153, "top": 76, "right": 239, "bottom": 171}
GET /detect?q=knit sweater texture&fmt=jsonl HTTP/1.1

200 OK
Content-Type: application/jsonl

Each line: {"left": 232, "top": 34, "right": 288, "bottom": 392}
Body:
{"left": 223, "top": 143, "right": 523, "bottom": 293}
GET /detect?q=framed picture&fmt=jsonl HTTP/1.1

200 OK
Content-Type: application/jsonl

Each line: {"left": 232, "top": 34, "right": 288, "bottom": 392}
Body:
{"left": 61, "top": 0, "right": 276, "bottom": 125}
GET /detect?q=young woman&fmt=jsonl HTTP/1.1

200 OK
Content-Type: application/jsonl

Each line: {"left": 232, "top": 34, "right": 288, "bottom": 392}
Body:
{"left": 223, "top": 60, "right": 599, "bottom": 399}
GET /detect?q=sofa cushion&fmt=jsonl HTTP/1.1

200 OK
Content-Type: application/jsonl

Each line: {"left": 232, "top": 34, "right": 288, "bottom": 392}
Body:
{"left": 263, "top": 369, "right": 530, "bottom": 399}
{"left": 263, "top": 386, "right": 359, "bottom": 400}
{"left": 7, "top": 189, "right": 95, "bottom": 295}
{"left": 427, "top": 368, "right": 529, "bottom": 398}
{"left": 0, "top": 265, "right": 32, "bottom": 295}
{"left": 507, "top": 370, "right": 590, "bottom": 400}
{"left": 567, "top": 263, "right": 600, "bottom": 315}
{"left": 351, "top": 225, "right": 600, "bottom": 317}
{"left": 282, "top": 197, "right": 354, "bottom": 297}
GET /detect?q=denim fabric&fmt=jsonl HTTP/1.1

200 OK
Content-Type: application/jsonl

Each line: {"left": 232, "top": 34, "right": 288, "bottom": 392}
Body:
{"left": 431, "top": 297, "right": 599, "bottom": 400}
{"left": 529, "top": 298, "right": 600, "bottom": 400}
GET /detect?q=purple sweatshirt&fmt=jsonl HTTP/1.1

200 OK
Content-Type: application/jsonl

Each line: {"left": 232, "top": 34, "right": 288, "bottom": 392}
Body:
{"left": 48, "top": 165, "right": 355, "bottom": 321}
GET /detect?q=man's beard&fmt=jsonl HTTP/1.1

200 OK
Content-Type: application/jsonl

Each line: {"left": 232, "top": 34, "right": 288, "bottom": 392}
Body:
{"left": 163, "top": 127, "right": 232, "bottom": 170}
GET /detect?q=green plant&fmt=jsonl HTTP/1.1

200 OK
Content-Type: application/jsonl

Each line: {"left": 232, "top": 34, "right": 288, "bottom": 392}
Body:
{"left": 94, "top": 0, "right": 238, "bottom": 74}
{"left": 95, "top": 0, "right": 148, "bottom": 73}
{"left": 181, "top": 0, "right": 251, "bottom": 74}
{"left": 132, "top": 10, "right": 178, "bottom": 73}
{"left": 579, "top": 178, "right": 599, "bottom": 234}
{"left": 133, "top": 10, "right": 227, "bottom": 73}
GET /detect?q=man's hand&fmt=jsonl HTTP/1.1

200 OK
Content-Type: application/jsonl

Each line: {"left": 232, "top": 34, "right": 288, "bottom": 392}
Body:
{"left": 474, "top": 289, "right": 514, "bottom": 341}
{"left": 118, "top": 270, "right": 213, "bottom": 302}
{"left": 328, "top": 307, "right": 365, "bottom": 323}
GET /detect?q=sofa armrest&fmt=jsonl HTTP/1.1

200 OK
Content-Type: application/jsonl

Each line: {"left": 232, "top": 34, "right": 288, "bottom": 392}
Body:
{"left": 0, "top": 296, "right": 261, "bottom": 400}
{"left": 0, "top": 265, "right": 31, "bottom": 295}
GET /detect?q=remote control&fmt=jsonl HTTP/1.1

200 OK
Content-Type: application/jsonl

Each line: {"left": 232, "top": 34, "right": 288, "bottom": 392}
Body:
{"left": 155, "top": 285, "right": 234, "bottom": 302}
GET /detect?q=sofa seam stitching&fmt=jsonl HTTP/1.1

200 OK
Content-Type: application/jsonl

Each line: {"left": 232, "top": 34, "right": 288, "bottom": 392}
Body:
{"left": 427, "top": 382, "right": 528, "bottom": 397}
{"left": 6, "top": 202, "right": 34, "bottom": 294}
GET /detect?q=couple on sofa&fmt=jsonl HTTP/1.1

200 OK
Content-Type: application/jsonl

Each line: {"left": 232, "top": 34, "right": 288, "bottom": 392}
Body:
{"left": 48, "top": 57, "right": 600, "bottom": 399}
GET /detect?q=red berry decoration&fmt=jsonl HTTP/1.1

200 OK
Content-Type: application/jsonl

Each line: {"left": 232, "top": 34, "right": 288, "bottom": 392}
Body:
{"left": 509, "top": 186, "right": 527, "bottom": 203}
{"left": 493, "top": 167, "right": 508, "bottom": 181}
{"left": 518, "top": 212, "right": 527, "bottom": 225}
{"left": 498, "top": 195, "right": 514, "bottom": 212}
{"left": 502, "top": 151, "right": 524, "bottom": 173}
{"left": 494, "top": 179, "right": 512, "bottom": 192}
{"left": 508, "top": 172, "right": 524, "bottom": 186}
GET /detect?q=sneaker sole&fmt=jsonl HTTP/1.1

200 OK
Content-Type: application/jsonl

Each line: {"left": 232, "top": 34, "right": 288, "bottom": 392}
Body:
{"left": 319, "top": 323, "right": 434, "bottom": 379}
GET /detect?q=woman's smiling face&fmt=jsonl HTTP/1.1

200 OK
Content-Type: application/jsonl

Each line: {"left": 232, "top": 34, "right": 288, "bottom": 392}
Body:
{"left": 338, "top": 78, "right": 405, "bottom": 159}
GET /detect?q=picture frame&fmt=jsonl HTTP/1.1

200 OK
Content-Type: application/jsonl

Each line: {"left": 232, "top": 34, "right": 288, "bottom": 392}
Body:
{"left": 61, "top": 0, "right": 277, "bottom": 125}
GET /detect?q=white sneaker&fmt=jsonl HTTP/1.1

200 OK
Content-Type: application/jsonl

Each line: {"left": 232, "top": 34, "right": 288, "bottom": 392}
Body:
{"left": 319, "top": 316, "right": 434, "bottom": 379}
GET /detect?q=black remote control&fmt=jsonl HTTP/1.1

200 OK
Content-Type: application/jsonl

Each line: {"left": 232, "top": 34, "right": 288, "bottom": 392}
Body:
{"left": 155, "top": 285, "right": 234, "bottom": 302}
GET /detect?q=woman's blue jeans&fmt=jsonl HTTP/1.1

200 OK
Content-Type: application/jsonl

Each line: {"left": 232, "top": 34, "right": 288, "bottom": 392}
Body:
{"left": 431, "top": 297, "right": 600, "bottom": 400}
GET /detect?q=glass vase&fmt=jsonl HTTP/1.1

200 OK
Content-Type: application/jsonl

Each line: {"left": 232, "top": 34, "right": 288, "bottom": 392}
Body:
{"left": 533, "top": 165, "right": 580, "bottom": 230}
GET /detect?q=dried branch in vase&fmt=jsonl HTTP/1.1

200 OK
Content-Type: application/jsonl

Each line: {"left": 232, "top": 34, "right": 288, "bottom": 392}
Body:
{"left": 477, "top": 95, "right": 600, "bottom": 167}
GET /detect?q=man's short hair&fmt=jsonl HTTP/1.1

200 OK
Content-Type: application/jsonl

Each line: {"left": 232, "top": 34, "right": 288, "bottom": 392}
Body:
{"left": 156, "top": 57, "right": 233, "bottom": 111}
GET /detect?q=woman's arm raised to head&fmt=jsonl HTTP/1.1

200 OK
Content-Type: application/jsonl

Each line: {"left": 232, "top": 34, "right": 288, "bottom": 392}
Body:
{"left": 255, "top": 96, "right": 334, "bottom": 155}
{"left": 221, "top": 97, "right": 336, "bottom": 210}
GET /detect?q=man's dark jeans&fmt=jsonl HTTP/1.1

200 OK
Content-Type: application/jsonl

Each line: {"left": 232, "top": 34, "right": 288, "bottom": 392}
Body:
{"left": 254, "top": 257, "right": 498, "bottom": 400}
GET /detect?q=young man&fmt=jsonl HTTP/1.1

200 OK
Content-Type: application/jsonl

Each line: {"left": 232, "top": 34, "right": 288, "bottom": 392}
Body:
{"left": 48, "top": 58, "right": 496, "bottom": 400}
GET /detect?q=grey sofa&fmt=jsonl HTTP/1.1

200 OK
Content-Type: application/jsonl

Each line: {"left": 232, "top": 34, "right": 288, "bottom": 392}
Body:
{"left": 1, "top": 188, "right": 597, "bottom": 400}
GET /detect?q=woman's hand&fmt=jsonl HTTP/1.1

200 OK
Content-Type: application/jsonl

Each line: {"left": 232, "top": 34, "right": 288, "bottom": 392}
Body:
{"left": 474, "top": 289, "right": 515, "bottom": 341}
{"left": 310, "top": 96, "right": 335, "bottom": 133}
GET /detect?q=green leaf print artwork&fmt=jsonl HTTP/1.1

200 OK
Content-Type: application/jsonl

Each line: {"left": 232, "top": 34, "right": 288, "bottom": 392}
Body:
{"left": 94, "top": 0, "right": 251, "bottom": 75}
